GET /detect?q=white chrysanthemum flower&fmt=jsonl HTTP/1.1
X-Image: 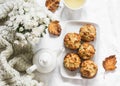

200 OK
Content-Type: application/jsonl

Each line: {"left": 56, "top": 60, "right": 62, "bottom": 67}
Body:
{"left": 13, "top": 23, "right": 19, "bottom": 29}
{"left": 33, "top": 21, "right": 38, "bottom": 27}
{"left": 32, "top": 27, "right": 43, "bottom": 37}
{"left": 24, "top": 32, "right": 30, "bottom": 37}
{"left": 15, "top": 16, "right": 23, "bottom": 23}
{"left": 2, "top": 0, "right": 53, "bottom": 44}
{"left": 43, "top": 18, "right": 50, "bottom": 25}
{"left": 10, "top": 16, "right": 15, "bottom": 21}
{"left": 8, "top": 11, "right": 15, "bottom": 17}
{"left": 19, "top": 9, "right": 24, "bottom": 15}
{"left": 7, "top": 22, "right": 13, "bottom": 27}
{"left": 24, "top": 7, "right": 29, "bottom": 12}
{"left": 19, "top": 27, "right": 24, "bottom": 32}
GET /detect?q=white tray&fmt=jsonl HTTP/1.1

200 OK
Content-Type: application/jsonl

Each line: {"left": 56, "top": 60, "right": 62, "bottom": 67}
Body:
{"left": 60, "top": 20, "right": 100, "bottom": 79}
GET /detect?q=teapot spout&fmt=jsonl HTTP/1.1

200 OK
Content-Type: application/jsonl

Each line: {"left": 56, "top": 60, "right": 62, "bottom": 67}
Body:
{"left": 26, "top": 64, "right": 37, "bottom": 74}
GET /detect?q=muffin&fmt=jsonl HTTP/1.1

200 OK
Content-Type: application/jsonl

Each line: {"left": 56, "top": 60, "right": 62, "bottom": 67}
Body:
{"left": 78, "top": 42, "right": 95, "bottom": 60}
{"left": 80, "top": 60, "right": 98, "bottom": 78}
{"left": 45, "top": 0, "right": 60, "bottom": 12}
{"left": 64, "top": 33, "right": 81, "bottom": 50}
{"left": 79, "top": 24, "right": 96, "bottom": 42}
{"left": 64, "top": 53, "right": 81, "bottom": 71}
{"left": 48, "top": 20, "right": 62, "bottom": 36}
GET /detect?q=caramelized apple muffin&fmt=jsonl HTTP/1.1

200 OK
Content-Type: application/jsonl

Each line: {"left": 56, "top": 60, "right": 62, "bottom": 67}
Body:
{"left": 78, "top": 42, "right": 95, "bottom": 60}
{"left": 79, "top": 24, "right": 96, "bottom": 42}
{"left": 64, "top": 33, "right": 81, "bottom": 50}
{"left": 45, "top": 0, "right": 61, "bottom": 12}
{"left": 48, "top": 21, "right": 62, "bottom": 36}
{"left": 64, "top": 53, "right": 81, "bottom": 71}
{"left": 80, "top": 60, "right": 98, "bottom": 78}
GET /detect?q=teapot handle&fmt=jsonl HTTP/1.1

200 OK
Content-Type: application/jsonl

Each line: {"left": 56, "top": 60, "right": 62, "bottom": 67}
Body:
{"left": 56, "top": 47, "right": 65, "bottom": 57}
{"left": 26, "top": 64, "right": 37, "bottom": 74}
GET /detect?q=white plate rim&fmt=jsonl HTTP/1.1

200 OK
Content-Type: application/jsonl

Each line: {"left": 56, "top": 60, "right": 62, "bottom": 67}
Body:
{"left": 60, "top": 20, "right": 100, "bottom": 80}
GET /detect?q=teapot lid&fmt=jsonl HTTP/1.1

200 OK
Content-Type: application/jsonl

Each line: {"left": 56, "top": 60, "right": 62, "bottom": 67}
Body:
{"left": 34, "top": 49, "right": 57, "bottom": 73}
{"left": 39, "top": 52, "right": 53, "bottom": 67}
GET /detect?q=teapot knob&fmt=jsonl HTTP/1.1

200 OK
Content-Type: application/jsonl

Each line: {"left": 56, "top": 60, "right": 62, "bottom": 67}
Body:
{"left": 39, "top": 57, "right": 48, "bottom": 64}
{"left": 43, "top": 59, "right": 47, "bottom": 64}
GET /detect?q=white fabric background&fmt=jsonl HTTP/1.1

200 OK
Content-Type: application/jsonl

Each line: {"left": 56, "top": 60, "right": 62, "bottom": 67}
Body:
{"left": 34, "top": 0, "right": 120, "bottom": 86}
{"left": 0, "top": 0, "right": 120, "bottom": 86}
{"left": 36, "top": 0, "right": 120, "bottom": 86}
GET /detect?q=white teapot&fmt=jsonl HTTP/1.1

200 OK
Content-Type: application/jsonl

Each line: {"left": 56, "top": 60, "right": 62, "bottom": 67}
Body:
{"left": 26, "top": 48, "right": 64, "bottom": 74}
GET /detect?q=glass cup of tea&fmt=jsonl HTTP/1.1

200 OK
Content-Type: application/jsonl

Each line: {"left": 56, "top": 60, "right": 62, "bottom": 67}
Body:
{"left": 61, "top": 0, "right": 86, "bottom": 20}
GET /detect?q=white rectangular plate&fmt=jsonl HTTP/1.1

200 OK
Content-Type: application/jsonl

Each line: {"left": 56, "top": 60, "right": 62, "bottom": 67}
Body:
{"left": 60, "top": 20, "right": 100, "bottom": 79}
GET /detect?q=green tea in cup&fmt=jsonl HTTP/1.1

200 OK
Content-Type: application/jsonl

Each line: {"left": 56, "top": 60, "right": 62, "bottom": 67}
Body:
{"left": 64, "top": 0, "right": 86, "bottom": 10}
